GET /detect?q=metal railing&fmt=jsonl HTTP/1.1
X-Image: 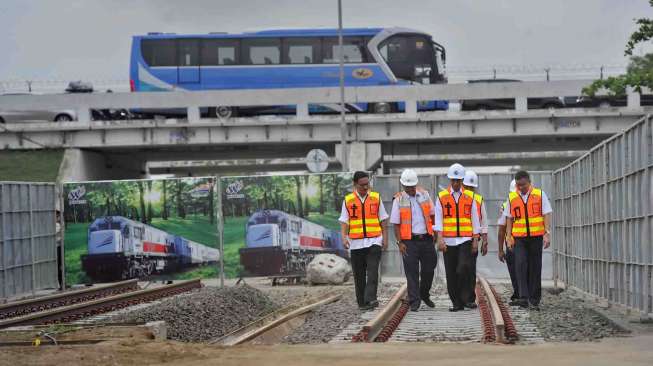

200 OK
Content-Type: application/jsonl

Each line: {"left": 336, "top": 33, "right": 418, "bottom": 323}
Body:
{"left": 553, "top": 114, "right": 653, "bottom": 315}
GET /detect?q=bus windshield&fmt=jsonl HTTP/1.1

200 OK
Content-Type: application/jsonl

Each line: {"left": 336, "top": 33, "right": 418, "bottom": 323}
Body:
{"left": 379, "top": 34, "right": 442, "bottom": 84}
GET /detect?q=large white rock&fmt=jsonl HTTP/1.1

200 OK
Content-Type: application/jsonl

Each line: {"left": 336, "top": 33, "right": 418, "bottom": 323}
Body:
{"left": 306, "top": 254, "right": 351, "bottom": 285}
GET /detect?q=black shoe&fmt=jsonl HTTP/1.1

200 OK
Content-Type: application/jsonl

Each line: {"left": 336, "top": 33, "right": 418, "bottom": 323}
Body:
{"left": 410, "top": 304, "right": 420, "bottom": 312}
{"left": 518, "top": 301, "right": 529, "bottom": 309}
{"left": 510, "top": 294, "right": 519, "bottom": 301}
{"left": 509, "top": 300, "right": 521, "bottom": 306}
{"left": 368, "top": 300, "right": 379, "bottom": 309}
{"left": 448, "top": 306, "right": 464, "bottom": 312}
{"left": 464, "top": 302, "right": 478, "bottom": 309}
{"left": 422, "top": 298, "right": 435, "bottom": 308}
{"left": 529, "top": 303, "right": 540, "bottom": 311}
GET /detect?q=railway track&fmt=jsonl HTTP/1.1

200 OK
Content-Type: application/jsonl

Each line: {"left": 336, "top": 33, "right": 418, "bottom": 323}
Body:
{"left": 0, "top": 279, "right": 201, "bottom": 329}
{"left": 0, "top": 280, "right": 139, "bottom": 321}
{"left": 336, "top": 277, "right": 530, "bottom": 344}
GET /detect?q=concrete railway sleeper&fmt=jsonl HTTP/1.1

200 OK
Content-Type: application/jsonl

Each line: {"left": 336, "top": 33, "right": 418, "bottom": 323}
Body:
{"left": 0, "top": 280, "right": 139, "bottom": 321}
{"left": 0, "top": 279, "right": 201, "bottom": 329}
{"left": 349, "top": 277, "right": 519, "bottom": 344}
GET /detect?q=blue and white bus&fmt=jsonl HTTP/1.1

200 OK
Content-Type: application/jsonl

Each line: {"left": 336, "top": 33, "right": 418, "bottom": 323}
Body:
{"left": 130, "top": 27, "right": 448, "bottom": 117}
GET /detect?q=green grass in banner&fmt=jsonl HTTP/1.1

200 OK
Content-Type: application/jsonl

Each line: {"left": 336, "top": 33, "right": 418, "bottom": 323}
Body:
{"left": 64, "top": 223, "right": 90, "bottom": 285}
{"left": 149, "top": 215, "right": 218, "bottom": 248}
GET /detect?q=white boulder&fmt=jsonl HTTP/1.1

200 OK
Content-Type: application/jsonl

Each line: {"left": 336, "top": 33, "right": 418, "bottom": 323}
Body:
{"left": 306, "top": 254, "right": 351, "bottom": 285}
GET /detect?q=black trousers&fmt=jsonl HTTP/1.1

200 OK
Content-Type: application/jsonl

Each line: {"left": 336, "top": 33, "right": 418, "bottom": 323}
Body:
{"left": 505, "top": 247, "right": 519, "bottom": 299}
{"left": 350, "top": 245, "right": 382, "bottom": 307}
{"left": 468, "top": 249, "right": 479, "bottom": 303}
{"left": 401, "top": 236, "right": 437, "bottom": 307}
{"left": 443, "top": 241, "right": 474, "bottom": 308}
{"left": 514, "top": 236, "right": 543, "bottom": 305}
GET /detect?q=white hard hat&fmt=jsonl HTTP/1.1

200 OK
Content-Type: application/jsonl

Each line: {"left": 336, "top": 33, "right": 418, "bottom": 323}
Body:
{"left": 400, "top": 169, "right": 419, "bottom": 186}
{"left": 463, "top": 170, "right": 478, "bottom": 187}
{"left": 509, "top": 179, "right": 516, "bottom": 192}
{"left": 447, "top": 163, "right": 465, "bottom": 180}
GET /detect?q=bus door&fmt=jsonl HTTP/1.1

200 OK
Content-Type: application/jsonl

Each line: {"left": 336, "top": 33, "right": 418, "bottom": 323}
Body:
{"left": 177, "top": 39, "right": 200, "bottom": 84}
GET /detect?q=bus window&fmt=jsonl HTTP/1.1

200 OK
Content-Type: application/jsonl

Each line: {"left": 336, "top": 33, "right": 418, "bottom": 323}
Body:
{"left": 141, "top": 39, "right": 177, "bottom": 67}
{"left": 283, "top": 38, "right": 320, "bottom": 64}
{"left": 178, "top": 39, "right": 200, "bottom": 66}
{"left": 322, "top": 37, "right": 368, "bottom": 64}
{"left": 202, "top": 39, "right": 239, "bottom": 65}
{"left": 242, "top": 39, "right": 281, "bottom": 65}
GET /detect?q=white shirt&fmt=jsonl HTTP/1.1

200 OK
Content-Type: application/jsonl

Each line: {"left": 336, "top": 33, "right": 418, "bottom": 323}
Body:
{"left": 497, "top": 202, "right": 508, "bottom": 226}
{"left": 389, "top": 190, "right": 436, "bottom": 235}
{"left": 338, "top": 192, "right": 389, "bottom": 250}
{"left": 432, "top": 188, "right": 481, "bottom": 246}
{"left": 503, "top": 189, "right": 553, "bottom": 218}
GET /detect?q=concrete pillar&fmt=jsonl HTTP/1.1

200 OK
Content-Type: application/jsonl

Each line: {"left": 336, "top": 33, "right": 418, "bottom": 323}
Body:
{"left": 187, "top": 106, "right": 201, "bottom": 123}
{"left": 515, "top": 97, "right": 528, "bottom": 113}
{"left": 58, "top": 149, "right": 146, "bottom": 182}
{"left": 335, "top": 142, "right": 382, "bottom": 172}
{"left": 627, "top": 87, "right": 641, "bottom": 109}
{"left": 404, "top": 100, "right": 418, "bottom": 118}
{"left": 296, "top": 103, "right": 309, "bottom": 119}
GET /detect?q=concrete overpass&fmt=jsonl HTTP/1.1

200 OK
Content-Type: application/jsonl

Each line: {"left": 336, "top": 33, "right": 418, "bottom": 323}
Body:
{"left": 0, "top": 80, "right": 649, "bottom": 180}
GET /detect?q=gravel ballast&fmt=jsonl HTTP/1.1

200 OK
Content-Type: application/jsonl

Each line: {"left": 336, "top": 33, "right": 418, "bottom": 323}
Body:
{"left": 113, "top": 285, "right": 279, "bottom": 342}
{"left": 499, "top": 286, "right": 629, "bottom": 342}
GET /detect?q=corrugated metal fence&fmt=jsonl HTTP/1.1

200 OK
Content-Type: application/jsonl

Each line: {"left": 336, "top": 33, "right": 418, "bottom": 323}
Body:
{"left": 375, "top": 172, "right": 553, "bottom": 279}
{"left": 0, "top": 182, "right": 58, "bottom": 300}
{"left": 553, "top": 114, "right": 653, "bottom": 315}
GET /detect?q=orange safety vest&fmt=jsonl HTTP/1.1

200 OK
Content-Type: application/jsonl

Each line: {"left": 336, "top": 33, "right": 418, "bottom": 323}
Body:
{"left": 345, "top": 191, "right": 382, "bottom": 239}
{"left": 464, "top": 190, "right": 484, "bottom": 221}
{"left": 509, "top": 187, "right": 545, "bottom": 237}
{"left": 394, "top": 187, "right": 434, "bottom": 240}
{"left": 438, "top": 187, "right": 474, "bottom": 237}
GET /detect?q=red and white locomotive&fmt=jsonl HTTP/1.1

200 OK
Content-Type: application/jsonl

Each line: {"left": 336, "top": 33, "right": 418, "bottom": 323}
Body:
{"left": 81, "top": 216, "right": 220, "bottom": 281}
{"left": 240, "top": 210, "right": 345, "bottom": 276}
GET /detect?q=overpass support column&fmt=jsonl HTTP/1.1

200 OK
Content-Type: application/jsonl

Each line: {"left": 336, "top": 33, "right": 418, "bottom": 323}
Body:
{"left": 58, "top": 149, "right": 146, "bottom": 182}
{"left": 335, "top": 142, "right": 382, "bottom": 172}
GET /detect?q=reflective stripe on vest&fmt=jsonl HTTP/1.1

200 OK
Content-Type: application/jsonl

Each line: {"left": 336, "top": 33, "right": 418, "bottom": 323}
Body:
{"left": 438, "top": 188, "right": 474, "bottom": 238}
{"left": 345, "top": 191, "right": 382, "bottom": 239}
{"left": 509, "top": 187, "right": 545, "bottom": 237}
{"left": 394, "top": 188, "right": 434, "bottom": 240}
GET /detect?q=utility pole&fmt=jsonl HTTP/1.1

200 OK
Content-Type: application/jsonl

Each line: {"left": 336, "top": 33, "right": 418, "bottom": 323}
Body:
{"left": 338, "top": 0, "right": 348, "bottom": 172}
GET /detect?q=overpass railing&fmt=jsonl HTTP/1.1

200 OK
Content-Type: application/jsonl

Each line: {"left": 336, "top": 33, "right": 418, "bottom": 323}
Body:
{"left": 0, "top": 80, "right": 647, "bottom": 123}
{"left": 553, "top": 114, "right": 653, "bottom": 315}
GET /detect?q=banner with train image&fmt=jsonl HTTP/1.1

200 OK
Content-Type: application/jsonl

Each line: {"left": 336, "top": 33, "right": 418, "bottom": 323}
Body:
{"left": 220, "top": 172, "right": 353, "bottom": 278}
{"left": 63, "top": 177, "right": 219, "bottom": 285}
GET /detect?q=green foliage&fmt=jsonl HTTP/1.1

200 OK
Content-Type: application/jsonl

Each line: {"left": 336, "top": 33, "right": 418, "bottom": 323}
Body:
{"left": 625, "top": 0, "right": 653, "bottom": 56}
{"left": 150, "top": 215, "right": 217, "bottom": 247}
{"left": 63, "top": 223, "right": 91, "bottom": 285}
{"left": 583, "top": 54, "right": 653, "bottom": 96}
{"left": 584, "top": 2, "right": 653, "bottom": 96}
{"left": 0, "top": 150, "right": 63, "bottom": 182}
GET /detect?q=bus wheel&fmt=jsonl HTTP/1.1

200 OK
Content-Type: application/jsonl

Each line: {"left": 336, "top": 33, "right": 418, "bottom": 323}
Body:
{"left": 214, "top": 106, "right": 235, "bottom": 119}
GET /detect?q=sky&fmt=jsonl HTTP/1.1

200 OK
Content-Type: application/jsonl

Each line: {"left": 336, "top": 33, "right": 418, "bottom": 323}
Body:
{"left": 0, "top": 0, "right": 651, "bottom": 83}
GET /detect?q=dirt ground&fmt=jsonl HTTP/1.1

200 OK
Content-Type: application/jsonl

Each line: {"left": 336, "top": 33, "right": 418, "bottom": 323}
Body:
{"left": 1, "top": 334, "right": 652, "bottom": 366}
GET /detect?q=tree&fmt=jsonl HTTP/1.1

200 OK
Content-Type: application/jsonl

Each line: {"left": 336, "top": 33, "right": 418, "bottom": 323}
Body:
{"left": 176, "top": 180, "right": 186, "bottom": 219}
{"left": 138, "top": 181, "right": 147, "bottom": 223}
{"left": 209, "top": 178, "right": 215, "bottom": 224}
{"left": 162, "top": 180, "right": 168, "bottom": 220}
{"left": 293, "top": 175, "right": 304, "bottom": 218}
{"left": 319, "top": 174, "right": 325, "bottom": 215}
{"left": 147, "top": 180, "right": 153, "bottom": 222}
{"left": 584, "top": 1, "right": 653, "bottom": 96}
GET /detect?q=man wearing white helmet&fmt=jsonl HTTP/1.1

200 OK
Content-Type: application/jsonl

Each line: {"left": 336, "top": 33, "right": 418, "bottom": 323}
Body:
{"left": 390, "top": 169, "right": 437, "bottom": 312}
{"left": 433, "top": 163, "right": 481, "bottom": 312}
{"left": 497, "top": 179, "right": 519, "bottom": 303}
{"left": 462, "top": 169, "right": 488, "bottom": 305}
